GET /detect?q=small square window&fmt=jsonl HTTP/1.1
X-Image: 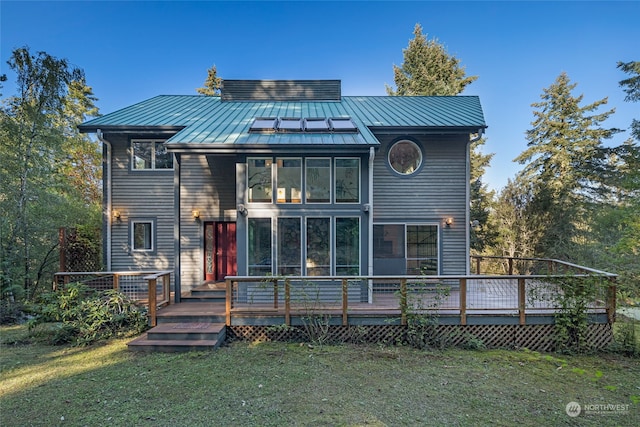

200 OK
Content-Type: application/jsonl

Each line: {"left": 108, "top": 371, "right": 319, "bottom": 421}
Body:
{"left": 132, "top": 140, "right": 174, "bottom": 170}
{"left": 132, "top": 220, "right": 154, "bottom": 251}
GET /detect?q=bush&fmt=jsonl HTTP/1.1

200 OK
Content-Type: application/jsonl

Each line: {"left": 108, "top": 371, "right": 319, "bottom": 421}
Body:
{"left": 29, "top": 282, "right": 148, "bottom": 345}
{"left": 0, "top": 300, "right": 24, "bottom": 325}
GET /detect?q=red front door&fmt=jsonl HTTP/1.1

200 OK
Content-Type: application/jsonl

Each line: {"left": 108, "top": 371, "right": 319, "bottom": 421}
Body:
{"left": 204, "top": 222, "right": 237, "bottom": 282}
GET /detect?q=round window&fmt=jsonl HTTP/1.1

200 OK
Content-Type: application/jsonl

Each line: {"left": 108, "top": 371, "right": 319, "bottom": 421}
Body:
{"left": 388, "top": 140, "right": 422, "bottom": 175}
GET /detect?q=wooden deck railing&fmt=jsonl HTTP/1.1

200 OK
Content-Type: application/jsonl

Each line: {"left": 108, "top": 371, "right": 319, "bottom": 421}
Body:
{"left": 53, "top": 270, "right": 172, "bottom": 326}
{"left": 225, "top": 268, "right": 618, "bottom": 327}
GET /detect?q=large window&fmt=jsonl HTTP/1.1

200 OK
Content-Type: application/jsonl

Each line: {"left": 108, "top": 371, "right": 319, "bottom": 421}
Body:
{"left": 131, "top": 220, "right": 154, "bottom": 252}
{"left": 277, "top": 218, "right": 301, "bottom": 275}
{"left": 306, "top": 217, "right": 330, "bottom": 276}
{"left": 373, "top": 224, "right": 438, "bottom": 275}
{"left": 336, "top": 217, "right": 360, "bottom": 275}
{"left": 248, "top": 218, "right": 272, "bottom": 275}
{"left": 305, "top": 158, "right": 331, "bottom": 203}
{"left": 276, "top": 158, "right": 302, "bottom": 203}
{"left": 335, "top": 158, "right": 359, "bottom": 203}
{"left": 247, "top": 158, "right": 273, "bottom": 203}
{"left": 132, "top": 140, "right": 173, "bottom": 170}
{"left": 247, "top": 157, "right": 360, "bottom": 204}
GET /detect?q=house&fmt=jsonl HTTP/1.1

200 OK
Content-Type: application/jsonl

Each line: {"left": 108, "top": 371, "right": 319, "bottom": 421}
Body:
{"left": 78, "top": 80, "right": 487, "bottom": 300}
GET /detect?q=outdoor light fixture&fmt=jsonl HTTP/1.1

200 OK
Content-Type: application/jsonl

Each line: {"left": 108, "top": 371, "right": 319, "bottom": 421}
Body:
{"left": 192, "top": 210, "right": 200, "bottom": 219}
{"left": 237, "top": 204, "right": 248, "bottom": 216}
{"left": 445, "top": 217, "right": 454, "bottom": 227}
{"left": 112, "top": 210, "right": 121, "bottom": 221}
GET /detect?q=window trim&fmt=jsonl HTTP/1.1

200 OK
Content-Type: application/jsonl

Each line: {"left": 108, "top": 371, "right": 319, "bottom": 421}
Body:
{"left": 129, "top": 218, "right": 156, "bottom": 253}
{"left": 131, "top": 139, "right": 174, "bottom": 171}
{"left": 386, "top": 138, "right": 424, "bottom": 176}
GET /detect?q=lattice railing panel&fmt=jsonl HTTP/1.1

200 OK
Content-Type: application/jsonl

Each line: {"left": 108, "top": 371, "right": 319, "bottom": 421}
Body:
{"left": 228, "top": 324, "right": 613, "bottom": 352}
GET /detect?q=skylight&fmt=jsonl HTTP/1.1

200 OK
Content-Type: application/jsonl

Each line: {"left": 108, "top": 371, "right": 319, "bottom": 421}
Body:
{"left": 250, "top": 117, "right": 278, "bottom": 132}
{"left": 304, "top": 118, "right": 330, "bottom": 132}
{"left": 278, "top": 118, "right": 303, "bottom": 132}
{"left": 249, "top": 116, "right": 359, "bottom": 133}
{"left": 329, "top": 117, "right": 358, "bottom": 132}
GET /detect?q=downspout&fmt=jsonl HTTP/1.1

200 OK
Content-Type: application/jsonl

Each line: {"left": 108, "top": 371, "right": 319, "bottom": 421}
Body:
{"left": 367, "top": 147, "right": 375, "bottom": 303}
{"left": 96, "top": 129, "right": 112, "bottom": 271}
{"left": 466, "top": 128, "right": 484, "bottom": 275}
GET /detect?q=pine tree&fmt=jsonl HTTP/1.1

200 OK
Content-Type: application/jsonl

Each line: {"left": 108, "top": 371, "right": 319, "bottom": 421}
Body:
{"left": 514, "top": 72, "right": 621, "bottom": 258}
{"left": 386, "top": 24, "right": 477, "bottom": 96}
{"left": 197, "top": 64, "right": 222, "bottom": 96}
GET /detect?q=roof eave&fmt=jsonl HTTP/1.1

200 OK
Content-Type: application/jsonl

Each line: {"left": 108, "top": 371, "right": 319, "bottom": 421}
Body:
{"left": 77, "top": 125, "right": 186, "bottom": 134}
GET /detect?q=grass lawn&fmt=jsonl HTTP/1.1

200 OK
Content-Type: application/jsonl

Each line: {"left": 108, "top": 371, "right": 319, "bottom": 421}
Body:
{"left": 1, "top": 325, "right": 638, "bottom": 427}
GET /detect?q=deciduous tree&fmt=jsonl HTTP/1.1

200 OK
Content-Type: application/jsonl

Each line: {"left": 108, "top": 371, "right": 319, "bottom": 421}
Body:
{"left": 0, "top": 47, "right": 100, "bottom": 299}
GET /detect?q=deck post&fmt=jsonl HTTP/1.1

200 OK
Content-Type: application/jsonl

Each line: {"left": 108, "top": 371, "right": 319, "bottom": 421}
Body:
{"left": 400, "top": 279, "right": 407, "bottom": 326}
{"left": 273, "top": 279, "right": 279, "bottom": 309}
{"left": 148, "top": 277, "right": 157, "bottom": 327}
{"left": 459, "top": 278, "right": 467, "bottom": 326}
{"left": 285, "top": 278, "right": 291, "bottom": 326}
{"left": 225, "top": 279, "right": 232, "bottom": 326}
{"left": 162, "top": 273, "right": 170, "bottom": 305}
{"left": 508, "top": 258, "right": 514, "bottom": 275}
{"left": 606, "top": 278, "right": 617, "bottom": 324}
{"left": 518, "top": 278, "right": 526, "bottom": 325}
{"left": 476, "top": 257, "right": 482, "bottom": 275}
{"left": 113, "top": 274, "right": 119, "bottom": 292}
{"left": 342, "top": 278, "right": 348, "bottom": 326}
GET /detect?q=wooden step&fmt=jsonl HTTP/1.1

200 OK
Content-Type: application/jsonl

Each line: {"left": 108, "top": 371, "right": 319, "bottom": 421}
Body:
{"left": 128, "top": 323, "right": 226, "bottom": 352}
{"left": 156, "top": 302, "right": 226, "bottom": 324}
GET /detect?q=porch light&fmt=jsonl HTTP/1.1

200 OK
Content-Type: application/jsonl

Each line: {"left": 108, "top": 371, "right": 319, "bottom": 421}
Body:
{"left": 192, "top": 210, "right": 200, "bottom": 219}
{"left": 237, "top": 204, "right": 248, "bottom": 216}
{"left": 112, "top": 210, "right": 121, "bottom": 221}
{"left": 445, "top": 217, "right": 454, "bottom": 227}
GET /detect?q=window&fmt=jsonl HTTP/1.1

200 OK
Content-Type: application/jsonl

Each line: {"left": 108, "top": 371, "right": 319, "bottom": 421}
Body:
{"left": 373, "top": 224, "right": 438, "bottom": 275}
{"left": 247, "top": 158, "right": 273, "bottom": 203}
{"left": 276, "top": 158, "right": 302, "bottom": 203}
{"left": 305, "top": 158, "right": 331, "bottom": 203}
{"left": 336, "top": 218, "right": 360, "bottom": 275}
{"left": 132, "top": 140, "right": 173, "bottom": 170}
{"left": 277, "top": 218, "right": 301, "bottom": 275}
{"left": 406, "top": 225, "right": 438, "bottom": 275}
{"left": 248, "top": 218, "right": 272, "bottom": 275}
{"left": 131, "top": 220, "right": 154, "bottom": 252}
{"left": 388, "top": 140, "right": 422, "bottom": 175}
{"left": 335, "top": 158, "right": 359, "bottom": 203}
{"left": 306, "top": 218, "right": 330, "bottom": 276}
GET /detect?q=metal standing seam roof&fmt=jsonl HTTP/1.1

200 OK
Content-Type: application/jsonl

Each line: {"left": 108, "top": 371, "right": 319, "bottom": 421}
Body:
{"left": 79, "top": 95, "right": 487, "bottom": 147}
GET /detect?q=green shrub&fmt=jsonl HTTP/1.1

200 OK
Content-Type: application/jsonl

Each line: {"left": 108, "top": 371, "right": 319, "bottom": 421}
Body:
{"left": 29, "top": 282, "right": 148, "bottom": 345}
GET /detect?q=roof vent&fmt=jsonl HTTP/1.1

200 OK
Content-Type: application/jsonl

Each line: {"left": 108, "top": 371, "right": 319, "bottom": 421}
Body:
{"left": 221, "top": 80, "right": 341, "bottom": 101}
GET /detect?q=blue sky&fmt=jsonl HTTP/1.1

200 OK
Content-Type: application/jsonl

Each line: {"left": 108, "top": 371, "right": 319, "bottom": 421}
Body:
{"left": 2, "top": 1, "right": 638, "bottom": 191}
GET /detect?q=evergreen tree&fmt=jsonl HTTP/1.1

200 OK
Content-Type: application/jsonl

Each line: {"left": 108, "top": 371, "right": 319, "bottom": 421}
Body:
{"left": 196, "top": 64, "right": 222, "bottom": 96}
{"left": 514, "top": 72, "right": 621, "bottom": 259}
{"left": 386, "top": 23, "right": 477, "bottom": 96}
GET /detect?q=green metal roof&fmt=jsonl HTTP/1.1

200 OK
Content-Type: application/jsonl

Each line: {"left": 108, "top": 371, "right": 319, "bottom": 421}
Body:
{"left": 79, "top": 95, "right": 486, "bottom": 147}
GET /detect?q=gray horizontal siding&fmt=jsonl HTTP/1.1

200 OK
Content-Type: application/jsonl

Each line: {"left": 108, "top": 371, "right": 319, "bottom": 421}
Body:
{"left": 221, "top": 80, "right": 341, "bottom": 101}
{"left": 107, "top": 134, "right": 175, "bottom": 274}
{"left": 372, "top": 134, "right": 469, "bottom": 275}
{"left": 179, "top": 154, "right": 237, "bottom": 292}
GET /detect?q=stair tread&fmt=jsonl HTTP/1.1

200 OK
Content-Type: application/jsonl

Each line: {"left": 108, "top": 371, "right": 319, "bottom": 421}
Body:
{"left": 148, "top": 323, "right": 225, "bottom": 334}
{"left": 128, "top": 334, "right": 220, "bottom": 347}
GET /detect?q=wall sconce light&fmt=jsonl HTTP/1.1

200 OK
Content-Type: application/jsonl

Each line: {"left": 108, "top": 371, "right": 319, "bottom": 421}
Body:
{"left": 237, "top": 204, "right": 248, "bottom": 216}
{"left": 192, "top": 210, "right": 200, "bottom": 219}
{"left": 362, "top": 203, "right": 371, "bottom": 213}
{"left": 445, "top": 217, "right": 454, "bottom": 227}
{"left": 112, "top": 210, "right": 121, "bottom": 221}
